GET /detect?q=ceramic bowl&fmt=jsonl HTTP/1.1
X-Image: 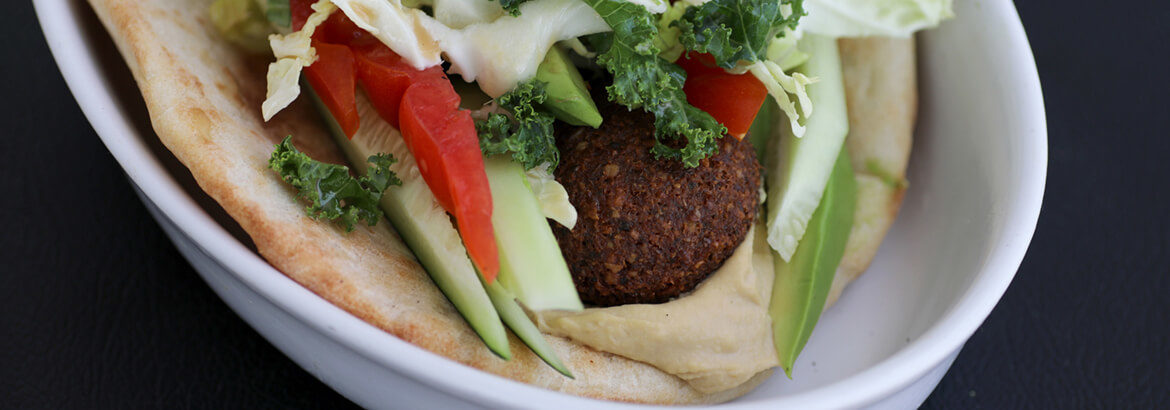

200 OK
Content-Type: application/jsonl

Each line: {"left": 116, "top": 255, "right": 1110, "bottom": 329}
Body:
{"left": 35, "top": 0, "right": 1046, "bottom": 407}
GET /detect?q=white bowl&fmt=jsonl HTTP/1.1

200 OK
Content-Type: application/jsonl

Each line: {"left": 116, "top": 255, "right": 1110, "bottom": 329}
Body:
{"left": 35, "top": 0, "right": 1046, "bottom": 407}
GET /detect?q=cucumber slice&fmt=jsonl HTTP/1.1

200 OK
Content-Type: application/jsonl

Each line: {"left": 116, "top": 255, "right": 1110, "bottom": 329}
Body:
{"left": 306, "top": 85, "right": 511, "bottom": 359}
{"left": 770, "top": 147, "right": 856, "bottom": 377}
{"left": 764, "top": 34, "right": 850, "bottom": 261}
{"left": 483, "top": 156, "right": 583, "bottom": 312}
{"left": 482, "top": 280, "right": 574, "bottom": 378}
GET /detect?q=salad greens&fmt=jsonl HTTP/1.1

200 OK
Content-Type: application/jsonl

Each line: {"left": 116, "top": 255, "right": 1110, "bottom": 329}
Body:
{"left": 581, "top": 0, "right": 726, "bottom": 168}
{"left": 265, "top": 0, "right": 291, "bottom": 28}
{"left": 269, "top": 137, "right": 402, "bottom": 232}
{"left": 209, "top": 0, "right": 275, "bottom": 52}
{"left": 497, "top": 0, "right": 530, "bottom": 16}
{"left": 476, "top": 80, "right": 561, "bottom": 170}
{"left": 674, "top": 0, "right": 804, "bottom": 69}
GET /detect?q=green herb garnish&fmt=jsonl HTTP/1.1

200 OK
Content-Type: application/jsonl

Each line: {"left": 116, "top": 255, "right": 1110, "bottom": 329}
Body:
{"left": 674, "top": 0, "right": 804, "bottom": 68}
{"left": 582, "top": 0, "right": 727, "bottom": 168}
{"left": 269, "top": 136, "right": 401, "bottom": 231}
{"left": 477, "top": 80, "right": 560, "bottom": 170}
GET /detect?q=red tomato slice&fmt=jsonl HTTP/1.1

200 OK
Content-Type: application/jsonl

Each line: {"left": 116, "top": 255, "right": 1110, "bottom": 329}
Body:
{"left": 290, "top": 0, "right": 314, "bottom": 30}
{"left": 291, "top": 9, "right": 500, "bottom": 282}
{"left": 317, "top": 11, "right": 365, "bottom": 45}
{"left": 400, "top": 80, "right": 500, "bottom": 282}
{"left": 304, "top": 41, "right": 359, "bottom": 138}
{"left": 679, "top": 53, "right": 768, "bottom": 138}
{"left": 290, "top": 0, "right": 361, "bottom": 45}
{"left": 351, "top": 40, "right": 446, "bottom": 128}
{"left": 675, "top": 52, "right": 725, "bottom": 77}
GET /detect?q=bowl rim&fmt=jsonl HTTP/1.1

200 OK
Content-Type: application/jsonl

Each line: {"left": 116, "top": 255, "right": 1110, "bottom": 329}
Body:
{"left": 34, "top": 0, "right": 1047, "bottom": 407}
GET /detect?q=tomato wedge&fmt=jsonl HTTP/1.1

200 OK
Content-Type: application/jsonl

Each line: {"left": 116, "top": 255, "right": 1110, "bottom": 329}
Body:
{"left": 290, "top": 0, "right": 314, "bottom": 30}
{"left": 289, "top": 5, "right": 501, "bottom": 282}
{"left": 399, "top": 80, "right": 499, "bottom": 281}
{"left": 304, "top": 41, "right": 359, "bottom": 138}
{"left": 351, "top": 39, "right": 446, "bottom": 128}
{"left": 679, "top": 53, "right": 768, "bottom": 139}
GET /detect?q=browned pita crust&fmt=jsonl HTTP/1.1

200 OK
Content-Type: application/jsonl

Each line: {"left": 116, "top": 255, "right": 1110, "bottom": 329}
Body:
{"left": 827, "top": 37, "right": 916, "bottom": 307}
{"left": 86, "top": 0, "right": 911, "bottom": 403}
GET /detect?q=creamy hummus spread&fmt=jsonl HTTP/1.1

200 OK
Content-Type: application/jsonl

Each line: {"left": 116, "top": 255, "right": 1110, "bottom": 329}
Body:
{"left": 535, "top": 223, "right": 779, "bottom": 393}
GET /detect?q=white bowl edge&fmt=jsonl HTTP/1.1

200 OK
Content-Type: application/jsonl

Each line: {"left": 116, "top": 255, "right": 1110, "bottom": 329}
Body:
{"left": 34, "top": 0, "right": 1046, "bottom": 407}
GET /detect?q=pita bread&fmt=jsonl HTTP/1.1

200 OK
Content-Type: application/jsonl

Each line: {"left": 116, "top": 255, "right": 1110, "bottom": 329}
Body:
{"left": 827, "top": 38, "right": 916, "bottom": 308}
{"left": 86, "top": 0, "right": 913, "bottom": 403}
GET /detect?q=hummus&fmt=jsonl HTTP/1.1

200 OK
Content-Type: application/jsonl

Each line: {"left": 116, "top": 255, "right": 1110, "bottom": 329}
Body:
{"left": 536, "top": 223, "right": 780, "bottom": 393}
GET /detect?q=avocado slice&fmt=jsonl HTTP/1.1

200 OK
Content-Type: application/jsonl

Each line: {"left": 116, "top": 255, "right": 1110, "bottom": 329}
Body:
{"left": 534, "top": 46, "right": 602, "bottom": 128}
{"left": 769, "top": 147, "right": 857, "bottom": 377}
{"left": 305, "top": 85, "right": 512, "bottom": 360}
{"left": 747, "top": 95, "right": 777, "bottom": 162}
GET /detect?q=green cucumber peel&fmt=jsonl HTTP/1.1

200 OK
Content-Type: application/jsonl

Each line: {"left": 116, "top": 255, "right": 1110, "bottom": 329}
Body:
{"left": 764, "top": 33, "right": 849, "bottom": 262}
{"left": 484, "top": 156, "right": 583, "bottom": 313}
{"left": 483, "top": 280, "right": 574, "bottom": 378}
{"left": 769, "top": 146, "right": 856, "bottom": 377}
{"left": 305, "top": 83, "right": 511, "bottom": 359}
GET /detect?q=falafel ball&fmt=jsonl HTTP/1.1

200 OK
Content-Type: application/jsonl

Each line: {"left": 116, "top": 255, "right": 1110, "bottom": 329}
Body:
{"left": 552, "top": 106, "right": 761, "bottom": 306}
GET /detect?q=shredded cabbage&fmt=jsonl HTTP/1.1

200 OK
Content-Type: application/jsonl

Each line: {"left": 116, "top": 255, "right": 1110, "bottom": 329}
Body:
{"left": 432, "top": 0, "right": 505, "bottom": 28}
{"left": 261, "top": 0, "right": 336, "bottom": 121}
{"left": 330, "top": 0, "right": 444, "bottom": 69}
{"left": 421, "top": 0, "right": 610, "bottom": 97}
{"left": 801, "top": 0, "right": 953, "bottom": 37}
{"left": 653, "top": 1, "right": 689, "bottom": 62}
{"left": 749, "top": 60, "right": 814, "bottom": 138}
{"left": 525, "top": 163, "right": 578, "bottom": 229}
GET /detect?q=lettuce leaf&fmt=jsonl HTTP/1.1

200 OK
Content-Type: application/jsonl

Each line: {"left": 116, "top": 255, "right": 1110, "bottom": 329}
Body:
{"left": 653, "top": 1, "right": 689, "bottom": 62}
{"left": 269, "top": 137, "right": 401, "bottom": 232}
{"left": 674, "top": 0, "right": 803, "bottom": 69}
{"left": 582, "top": 0, "right": 726, "bottom": 168}
{"left": 525, "top": 163, "right": 578, "bottom": 229}
{"left": 801, "top": 0, "right": 953, "bottom": 37}
{"left": 261, "top": 0, "right": 336, "bottom": 121}
{"left": 209, "top": 0, "right": 276, "bottom": 53}
{"left": 476, "top": 80, "right": 560, "bottom": 170}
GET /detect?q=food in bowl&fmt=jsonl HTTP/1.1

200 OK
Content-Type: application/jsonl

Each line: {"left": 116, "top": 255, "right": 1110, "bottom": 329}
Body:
{"left": 86, "top": 0, "right": 951, "bottom": 403}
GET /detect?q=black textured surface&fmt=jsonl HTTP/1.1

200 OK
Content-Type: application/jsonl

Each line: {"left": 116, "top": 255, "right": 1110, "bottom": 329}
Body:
{"left": 3, "top": 0, "right": 1168, "bottom": 408}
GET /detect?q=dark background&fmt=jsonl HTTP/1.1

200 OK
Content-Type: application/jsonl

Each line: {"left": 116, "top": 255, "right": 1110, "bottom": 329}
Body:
{"left": 4, "top": 0, "right": 1168, "bottom": 408}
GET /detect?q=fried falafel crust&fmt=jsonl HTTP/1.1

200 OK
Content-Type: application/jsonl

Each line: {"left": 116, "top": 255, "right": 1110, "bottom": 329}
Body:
{"left": 553, "top": 106, "right": 761, "bottom": 306}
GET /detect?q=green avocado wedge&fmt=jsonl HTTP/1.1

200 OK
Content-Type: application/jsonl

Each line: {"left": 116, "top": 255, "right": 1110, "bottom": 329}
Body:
{"left": 770, "top": 147, "right": 857, "bottom": 377}
{"left": 534, "top": 46, "right": 602, "bottom": 128}
{"left": 747, "top": 95, "right": 777, "bottom": 162}
{"left": 305, "top": 84, "right": 512, "bottom": 360}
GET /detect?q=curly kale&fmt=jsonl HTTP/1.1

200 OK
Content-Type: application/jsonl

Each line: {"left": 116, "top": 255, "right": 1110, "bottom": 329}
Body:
{"left": 477, "top": 80, "right": 560, "bottom": 170}
{"left": 674, "top": 0, "right": 805, "bottom": 68}
{"left": 581, "top": 0, "right": 726, "bottom": 168}
{"left": 269, "top": 137, "right": 401, "bottom": 232}
{"left": 498, "top": 0, "right": 529, "bottom": 16}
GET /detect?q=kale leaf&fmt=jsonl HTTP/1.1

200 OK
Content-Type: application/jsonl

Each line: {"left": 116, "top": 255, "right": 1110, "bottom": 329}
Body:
{"left": 674, "top": 0, "right": 804, "bottom": 68}
{"left": 498, "top": 0, "right": 529, "bottom": 16}
{"left": 269, "top": 137, "right": 401, "bottom": 232}
{"left": 581, "top": 0, "right": 726, "bottom": 168}
{"left": 476, "top": 80, "right": 559, "bottom": 170}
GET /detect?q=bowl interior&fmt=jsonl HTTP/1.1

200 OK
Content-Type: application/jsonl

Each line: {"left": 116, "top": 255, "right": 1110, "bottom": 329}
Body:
{"left": 38, "top": 0, "right": 1044, "bottom": 407}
